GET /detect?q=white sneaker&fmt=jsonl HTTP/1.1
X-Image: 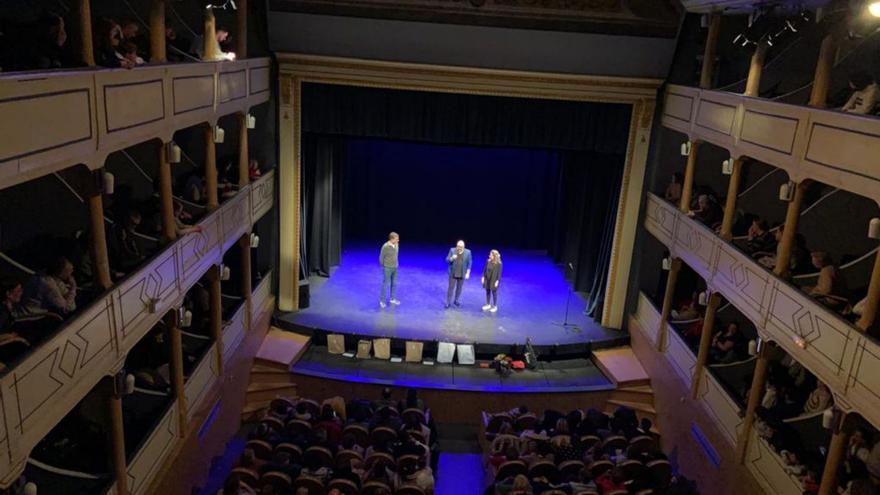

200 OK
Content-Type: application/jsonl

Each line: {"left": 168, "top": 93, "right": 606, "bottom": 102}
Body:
{"left": 490, "top": 306, "right": 498, "bottom": 313}
{"left": 379, "top": 301, "right": 387, "bottom": 308}
{"left": 390, "top": 299, "right": 401, "bottom": 306}
{"left": 482, "top": 304, "right": 491, "bottom": 311}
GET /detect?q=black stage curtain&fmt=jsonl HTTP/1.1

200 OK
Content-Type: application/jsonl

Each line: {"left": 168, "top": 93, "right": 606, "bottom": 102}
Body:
{"left": 550, "top": 152, "right": 625, "bottom": 320}
{"left": 302, "top": 134, "right": 344, "bottom": 276}
{"left": 301, "top": 83, "right": 631, "bottom": 154}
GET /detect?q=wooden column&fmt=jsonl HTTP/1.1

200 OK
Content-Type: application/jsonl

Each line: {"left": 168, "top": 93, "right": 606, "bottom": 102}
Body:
{"left": 737, "top": 342, "right": 772, "bottom": 463}
{"left": 204, "top": 8, "right": 220, "bottom": 61}
{"left": 108, "top": 380, "right": 128, "bottom": 495}
{"left": 75, "top": 0, "right": 95, "bottom": 66}
{"left": 700, "top": 12, "right": 722, "bottom": 89}
{"left": 239, "top": 235, "right": 253, "bottom": 331}
{"left": 817, "top": 411, "right": 849, "bottom": 495}
{"left": 209, "top": 266, "right": 224, "bottom": 374}
{"left": 149, "top": 0, "right": 166, "bottom": 63}
{"left": 205, "top": 126, "right": 220, "bottom": 211}
{"left": 719, "top": 158, "right": 744, "bottom": 241}
{"left": 857, "top": 247, "right": 880, "bottom": 331}
{"left": 744, "top": 43, "right": 768, "bottom": 97}
{"left": 809, "top": 34, "right": 835, "bottom": 108}
{"left": 680, "top": 141, "right": 700, "bottom": 213}
{"left": 167, "top": 311, "right": 187, "bottom": 434}
{"left": 87, "top": 180, "right": 113, "bottom": 290}
{"left": 158, "top": 142, "right": 177, "bottom": 244}
{"left": 236, "top": 0, "right": 248, "bottom": 58}
{"left": 238, "top": 112, "right": 250, "bottom": 187}
{"left": 692, "top": 292, "right": 722, "bottom": 398}
{"left": 774, "top": 181, "right": 807, "bottom": 278}
{"left": 657, "top": 258, "right": 683, "bottom": 351}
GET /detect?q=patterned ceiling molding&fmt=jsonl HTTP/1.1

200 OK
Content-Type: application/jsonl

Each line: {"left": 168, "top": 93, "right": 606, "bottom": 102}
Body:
{"left": 267, "top": 0, "right": 681, "bottom": 37}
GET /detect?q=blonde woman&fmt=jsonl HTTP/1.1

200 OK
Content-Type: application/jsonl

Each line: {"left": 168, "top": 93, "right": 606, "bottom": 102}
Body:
{"left": 481, "top": 250, "right": 503, "bottom": 313}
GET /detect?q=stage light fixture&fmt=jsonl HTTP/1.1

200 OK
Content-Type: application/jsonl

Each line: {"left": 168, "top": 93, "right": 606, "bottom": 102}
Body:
{"left": 779, "top": 181, "right": 795, "bottom": 202}
{"left": 213, "top": 125, "right": 225, "bottom": 143}
{"left": 166, "top": 142, "right": 182, "bottom": 163}
{"left": 247, "top": 113, "right": 257, "bottom": 129}
{"left": 680, "top": 141, "right": 692, "bottom": 156}
{"left": 373, "top": 338, "right": 391, "bottom": 360}
{"left": 721, "top": 159, "right": 733, "bottom": 175}
{"left": 327, "top": 334, "right": 345, "bottom": 354}
{"left": 436, "top": 342, "right": 456, "bottom": 364}
{"left": 405, "top": 341, "right": 424, "bottom": 363}
{"left": 870, "top": 1, "right": 880, "bottom": 17}
{"left": 456, "top": 344, "right": 475, "bottom": 365}
{"left": 869, "top": 218, "right": 880, "bottom": 239}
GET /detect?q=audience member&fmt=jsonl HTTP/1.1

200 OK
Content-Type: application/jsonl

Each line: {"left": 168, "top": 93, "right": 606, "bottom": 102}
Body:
{"left": 94, "top": 18, "right": 134, "bottom": 69}
{"left": 841, "top": 71, "right": 879, "bottom": 115}
{"left": 24, "top": 256, "right": 77, "bottom": 316}
{"left": 219, "top": 473, "right": 256, "bottom": 495}
{"left": 744, "top": 218, "right": 776, "bottom": 256}
{"left": 802, "top": 251, "right": 848, "bottom": 311}
{"left": 192, "top": 26, "right": 235, "bottom": 61}
{"left": 26, "top": 12, "right": 71, "bottom": 70}
{"left": 108, "top": 209, "right": 145, "bottom": 274}
{"left": 687, "top": 194, "right": 722, "bottom": 227}
{"left": 372, "top": 387, "right": 396, "bottom": 411}
{"left": 120, "top": 41, "right": 145, "bottom": 66}
{"left": 398, "top": 388, "right": 425, "bottom": 411}
{"left": 803, "top": 382, "right": 833, "bottom": 413}
{"left": 664, "top": 172, "right": 683, "bottom": 205}
{"left": 709, "top": 321, "right": 747, "bottom": 364}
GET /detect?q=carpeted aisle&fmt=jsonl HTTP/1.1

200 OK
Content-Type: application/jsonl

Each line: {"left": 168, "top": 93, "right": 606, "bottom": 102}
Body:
{"left": 436, "top": 453, "right": 485, "bottom": 495}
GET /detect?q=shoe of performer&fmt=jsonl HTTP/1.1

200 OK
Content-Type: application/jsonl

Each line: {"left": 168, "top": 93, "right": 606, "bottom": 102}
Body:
{"left": 481, "top": 304, "right": 491, "bottom": 311}
{"left": 444, "top": 303, "right": 450, "bottom": 309}
{"left": 490, "top": 306, "right": 498, "bottom": 313}
{"left": 379, "top": 301, "right": 387, "bottom": 308}
{"left": 390, "top": 299, "right": 401, "bottom": 306}
{"left": 454, "top": 301, "right": 461, "bottom": 308}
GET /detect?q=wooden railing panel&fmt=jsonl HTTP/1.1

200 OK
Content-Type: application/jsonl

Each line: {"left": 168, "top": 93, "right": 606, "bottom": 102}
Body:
{"left": 252, "top": 271, "right": 273, "bottom": 320}
{"left": 248, "top": 59, "right": 271, "bottom": 100}
{"left": 184, "top": 343, "right": 220, "bottom": 422}
{"left": 634, "top": 292, "right": 662, "bottom": 346}
{"left": 95, "top": 67, "right": 169, "bottom": 152}
{"left": 847, "top": 339, "right": 880, "bottom": 427}
{"left": 0, "top": 72, "right": 97, "bottom": 184}
{"left": 178, "top": 210, "right": 222, "bottom": 290}
{"left": 125, "top": 401, "right": 180, "bottom": 495}
{"left": 221, "top": 186, "right": 251, "bottom": 252}
{"left": 712, "top": 242, "right": 771, "bottom": 328}
{"left": 661, "top": 85, "right": 699, "bottom": 135}
{"left": 665, "top": 328, "right": 695, "bottom": 387}
{"left": 745, "top": 431, "right": 803, "bottom": 495}
{"left": 693, "top": 91, "right": 740, "bottom": 148}
{"left": 695, "top": 372, "right": 742, "bottom": 446}
{"left": 217, "top": 60, "right": 250, "bottom": 115}
{"left": 223, "top": 304, "right": 247, "bottom": 363}
{"left": 170, "top": 63, "right": 217, "bottom": 129}
{"left": 250, "top": 169, "right": 275, "bottom": 223}
{"left": 672, "top": 217, "right": 717, "bottom": 283}
{"left": 114, "top": 247, "right": 182, "bottom": 351}
{"left": 738, "top": 97, "right": 807, "bottom": 171}
{"left": 644, "top": 194, "right": 677, "bottom": 247}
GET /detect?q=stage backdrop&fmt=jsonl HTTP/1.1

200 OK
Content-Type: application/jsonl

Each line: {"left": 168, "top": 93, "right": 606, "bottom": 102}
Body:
{"left": 301, "top": 83, "right": 630, "bottom": 319}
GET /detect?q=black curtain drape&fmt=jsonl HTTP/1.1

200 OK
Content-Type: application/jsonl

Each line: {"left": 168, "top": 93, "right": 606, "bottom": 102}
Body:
{"left": 550, "top": 151, "right": 625, "bottom": 321}
{"left": 302, "top": 83, "right": 631, "bottom": 154}
{"left": 302, "top": 134, "right": 344, "bottom": 276}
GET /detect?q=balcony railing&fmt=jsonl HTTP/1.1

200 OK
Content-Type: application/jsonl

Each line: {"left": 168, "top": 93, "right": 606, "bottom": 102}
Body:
{"left": 0, "top": 58, "right": 271, "bottom": 191}
{"left": 661, "top": 84, "right": 880, "bottom": 203}
{"left": 643, "top": 192, "right": 880, "bottom": 429}
{"left": 0, "top": 171, "right": 274, "bottom": 484}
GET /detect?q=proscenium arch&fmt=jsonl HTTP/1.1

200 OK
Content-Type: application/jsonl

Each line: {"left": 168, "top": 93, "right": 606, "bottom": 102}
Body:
{"left": 275, "top": 53, "right": 663, "bottom": 329}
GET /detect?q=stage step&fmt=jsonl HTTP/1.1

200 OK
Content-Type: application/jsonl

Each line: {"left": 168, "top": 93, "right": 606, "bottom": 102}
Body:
{"left": 592, "top": 347, "right": 650, "bottom": 387}
{"left": 249, "top": 364, "right": 298, "bottom": 384}
{"left": 246, "top": 382, "right": 298, "bottom": 403}
{"left": 241, "top": 401, "right": 270, "bottom": 423}
{"left": 254, "top": 327, "right": 311, "bottom": 371}
{"left": 610, "top": 385, "right": 655, "bottom": 406}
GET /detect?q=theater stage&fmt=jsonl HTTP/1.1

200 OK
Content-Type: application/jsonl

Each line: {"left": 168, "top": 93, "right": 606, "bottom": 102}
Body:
{"left": 278, "top": 244, "right": 623, "bottom": 348}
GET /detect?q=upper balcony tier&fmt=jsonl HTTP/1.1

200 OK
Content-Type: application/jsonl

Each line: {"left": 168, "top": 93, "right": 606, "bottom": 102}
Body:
{"left": 661, "top": 84, "right": 880, "bottom": 203}
{"left": 644, "top": 192, "right": 880, "bottom": 430}
{"left": 0, "top": 58, "right": 271, "bottom": 191}
{"left": 0, "top": 170, "right": 274, "bottom": 485}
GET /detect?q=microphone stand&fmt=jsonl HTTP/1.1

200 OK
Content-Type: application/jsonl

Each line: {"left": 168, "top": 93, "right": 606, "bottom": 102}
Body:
{"left": 552, "top": 262, "right": 581, "bottom": 333}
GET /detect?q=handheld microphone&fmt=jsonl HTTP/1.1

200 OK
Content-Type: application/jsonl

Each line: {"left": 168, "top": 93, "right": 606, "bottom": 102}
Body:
{"left": 568, "top": 262, "right": 574, "bottom": 270}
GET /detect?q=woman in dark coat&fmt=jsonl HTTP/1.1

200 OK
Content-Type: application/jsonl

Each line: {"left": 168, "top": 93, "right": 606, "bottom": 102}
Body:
{"left": 481, "top": 249, "right": 503, "bottom": 313}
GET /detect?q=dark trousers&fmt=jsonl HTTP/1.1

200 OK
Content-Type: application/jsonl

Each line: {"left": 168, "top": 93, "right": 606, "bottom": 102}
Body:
{"left": 485, "top": 288, "right": 498, "bottom": 306}
{"left": 447, "top": 276, "right": 464, "bottom": 305}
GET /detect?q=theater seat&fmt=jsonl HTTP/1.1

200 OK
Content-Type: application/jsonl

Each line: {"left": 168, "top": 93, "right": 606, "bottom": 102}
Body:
{"left": 328, "top": 478, "right": 359, "bottom": 495}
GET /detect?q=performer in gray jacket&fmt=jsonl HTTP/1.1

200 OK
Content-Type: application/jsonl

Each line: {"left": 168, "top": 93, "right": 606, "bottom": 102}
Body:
{"left": 379, "top": 232, "right": 400, "bottom": 308}
{"left": 445, "top": 240, "right": 472, "bottom": 308}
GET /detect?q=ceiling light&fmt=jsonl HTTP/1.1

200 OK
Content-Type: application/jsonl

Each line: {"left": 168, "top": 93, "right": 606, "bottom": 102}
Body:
{"left": 870, "top": 2, "right": 880, "bottom": 18}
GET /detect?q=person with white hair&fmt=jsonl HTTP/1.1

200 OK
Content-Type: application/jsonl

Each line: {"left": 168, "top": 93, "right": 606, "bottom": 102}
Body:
{"left": 445, "top": 240, "right": 472, "bottom": 309}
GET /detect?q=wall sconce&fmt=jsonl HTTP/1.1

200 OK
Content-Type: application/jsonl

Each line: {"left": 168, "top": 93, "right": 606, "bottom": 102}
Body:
{"left": 178, "top": 306, "right": 193, "bottom": 328}
{"left": 869, "top": 218, "right": 880, "bottom": 240}
{"left": 246, "top": 113, "right": 256, "bottom": 129}
{"left": 680, "top": 141, "right": 692, "bottom": 156}
{"left": 102, "top": 171, "right": 115, "bottom": 195}
{"left": 722, "top": 159, "right": 734, "bottom": 175}
{"left": 748, "top": 339, "right": 758, "bottom": 357}
{"left": 250, "top": 233, "right": 260, "bottom": 248}
{"left": 697, "top": 290, "right": 709, "bottom": 306}
{"left": 124, "top": 373, "right": 136, "bottom": 395}
{"left": 779, "top": 181, "right": 795, "bottom": 202}
{"left": 166, "top": 142, "right": 182, "bottom": 164}
{"left": 112, "top": 371, "right": 134, "bottom": 398}
{"left": 822, "top": 408, "right": 835, "bottom": 429}
{"left": 214, "top": 126, "right": 226, "bottom": 144}
{"left": 220, "top": 264, "right": 231, "bottom": 281}
{"left": 661, "top": 257, "right": 671, "bottom": 271}
{"left": 23, "top": 482, "right": 36, "bottom": 495}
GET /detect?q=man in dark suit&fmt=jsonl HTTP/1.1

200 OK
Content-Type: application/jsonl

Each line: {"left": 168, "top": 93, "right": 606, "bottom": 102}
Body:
{"left": 445, "top": 240, "right": 472, "bottom": 308}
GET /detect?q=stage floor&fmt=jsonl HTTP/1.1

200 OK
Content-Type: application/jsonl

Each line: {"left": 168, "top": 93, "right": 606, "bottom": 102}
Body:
{"left": 279, "top": 243, "right": 620, "bottom": 346}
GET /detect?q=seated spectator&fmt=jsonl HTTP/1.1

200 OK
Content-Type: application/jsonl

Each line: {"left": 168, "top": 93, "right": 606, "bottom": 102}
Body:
{"left": 234, "top": 448, "right": 265, "bottom": 472}
{"left": 94, "top": 18, "right": 134, "bottom": 69}
{"left": 595, "top": 467, "right": 626, "bottom": 493}
{"left": 664, "top": 172, "right": 683, "bottom": 205}
{"left": 24, "top": 256, "right": 77, "bottom": 317}
{"left": 490, "top": 445, "right": 520, "bottom": 469}
{"left": 315, "top": 404, "right": 343, "bottom": 445}
{"left": 191, "top": 26, "right": 235, "bottom": 61}
{"left": 802, "top": 251, "right": 848, "bottom": 311}
{"left": 219, "top": 473, "right": 256, "bottom": 495}
{"left": 173, "top": 200, "right": 204, "bottom": 236}
{"left": 165, "top": 25, "right": 192, "bottom": 62}
{"left": 671, "top": 292, "right": 701, "bottom": 321}
{"left": 398, "top": 388, "right": 425, "bottom": 411}
{"left": 120, "top": 41, "right": 145, "bottom": 66}
{"left": 744, "top": 218, "right": 776, "bottom": 256}
{"left": 400, "top": 458, "right": 434, "bottom": 495}
{"left": 293, "top": 401, "right": 312, "bottom": 422}
{"left": 688, "top": 194, "right": 722, "bottom": 227}
{"left": 109, "top": 209, "right": 146, "bottom": 275}
{"left": 372, "top": 387, "right": 396, "bottom": 412}
{"left": 26, "top": 12, "right": 72, "bottom": 70}
{"left": 259, "top": 452, "right": 299, "bottom": 479}
{"left": 249, "top": 159, "right": 262, "bottom": 180}
{"left": 182, "top": 172, "right": 207, "bottom": 204}
{"left": 803, "top": 382, "right": 833, "bottom": 413}
{"left": 709, "top": 321, "right": 747, "bottom": 364}
{"left": 0, "top": 280, "right": 31, "bottom": 367}
{"left": 119, "top": 19, "right": 148, "bottom": 56}
{"left": 841, "top": 71, "right": 879, "bottom": 115}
